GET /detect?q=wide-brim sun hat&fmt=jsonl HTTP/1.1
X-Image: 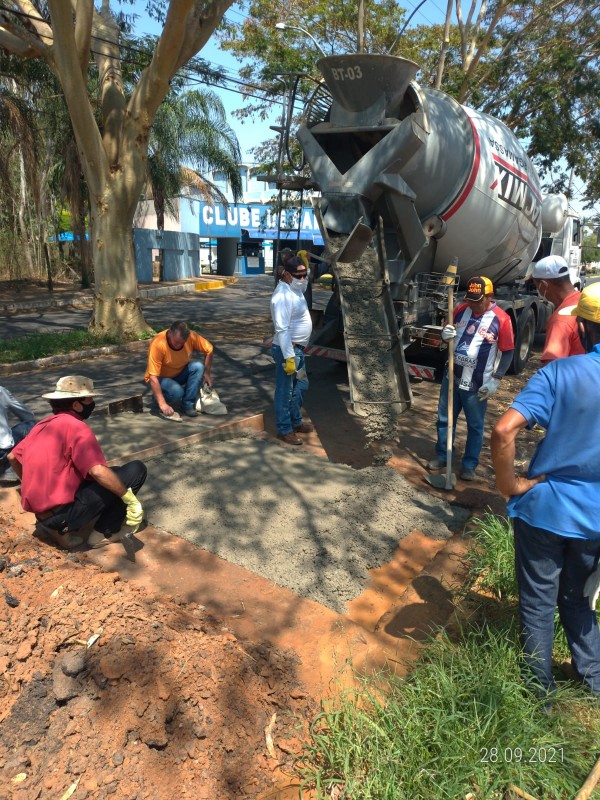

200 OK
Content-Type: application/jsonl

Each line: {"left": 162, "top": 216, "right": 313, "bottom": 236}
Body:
{"left": 42, "top": 375, "right": 96, "bottom": 399}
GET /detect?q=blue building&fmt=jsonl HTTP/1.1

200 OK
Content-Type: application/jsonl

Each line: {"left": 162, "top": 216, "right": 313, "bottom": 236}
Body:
{"left": 134, "top": 164, "right": 322, "bottom": 280}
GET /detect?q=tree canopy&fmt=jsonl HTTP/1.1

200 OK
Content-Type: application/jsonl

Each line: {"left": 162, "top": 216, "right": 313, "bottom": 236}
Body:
{"left": 0, "top": 0, "right": 237, "bottom": 335}
{"left": 220, "top": 0, "right": 600, "bottom": 208}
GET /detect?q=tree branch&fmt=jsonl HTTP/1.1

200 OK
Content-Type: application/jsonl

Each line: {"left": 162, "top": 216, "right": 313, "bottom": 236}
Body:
{"left": 92, "top": 0, "right": 126, "bottom": 166}
{"left": 74, "top": 0, "right": 93, "bottom": 78}
{"left": 0, "top": 24, "right": 46, "bottom": 58}
{"left": 13, "top": 0, "right": 53, "bottom": 42}
{"left": 46, "top": 0, "right": 108, "bottom": 192}
{"left": 434, "top": 0, "right": 454, "bottom": 89}
{"left": 464, "top": 0, "right": 574, "bottom": 100}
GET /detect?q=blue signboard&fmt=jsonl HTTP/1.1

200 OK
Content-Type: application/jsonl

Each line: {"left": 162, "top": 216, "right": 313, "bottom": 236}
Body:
{"left": 199, "top": 202, "right": 323, "bottom": 243}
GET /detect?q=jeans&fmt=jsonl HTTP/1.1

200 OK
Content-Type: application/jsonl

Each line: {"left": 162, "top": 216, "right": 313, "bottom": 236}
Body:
{"left": 41, "top": 461, "right": 147, "bottom": 535}
{"left": 272, "top": 344, "right": 309, "bottom": 434}
{"left": 158, "top": 362, "right": 204, "bottom": 412}
{"left": 435, "top": 369, "right": 487, "bottom": 470}
{"left": 0, "top": 419, "right": 36, "bottom": 472}
{"left": 514, "top": 517, "right": 600, "bottom": 696}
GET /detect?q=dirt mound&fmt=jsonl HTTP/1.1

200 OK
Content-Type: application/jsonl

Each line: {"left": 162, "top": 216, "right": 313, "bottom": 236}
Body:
{"left": 0, "top": 513, "right": 316, "bottom": 799}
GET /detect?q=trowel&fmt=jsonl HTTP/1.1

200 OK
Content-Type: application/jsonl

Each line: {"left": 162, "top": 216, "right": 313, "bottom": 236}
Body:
{"left": 425, "top": 258, "right": 458, "bottom": 491}
{"left": 121, "top": 528, "right": 137, "bottom": 562}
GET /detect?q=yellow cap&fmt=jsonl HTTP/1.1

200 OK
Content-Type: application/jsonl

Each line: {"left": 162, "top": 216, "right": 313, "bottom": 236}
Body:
{"left": 559, "top": 282, "right": 600, "bottom": 323}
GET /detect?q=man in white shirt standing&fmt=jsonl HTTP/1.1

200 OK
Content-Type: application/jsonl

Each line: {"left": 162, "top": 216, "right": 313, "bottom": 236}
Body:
{"left": 270, "top": 256, "right": 314, "bottom": 445}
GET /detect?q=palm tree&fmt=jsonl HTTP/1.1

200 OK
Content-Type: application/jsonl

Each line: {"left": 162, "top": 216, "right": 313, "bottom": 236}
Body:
{"left": 146, "top": 88, "right": 244, "bottom": 232}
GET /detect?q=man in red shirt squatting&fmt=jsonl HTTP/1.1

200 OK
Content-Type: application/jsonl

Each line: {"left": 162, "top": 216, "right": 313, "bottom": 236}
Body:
{"left": 427, "top": 276, "right": 514, "bottom": 481}
{"left": 530, "top": 255, "right": 584, "bottom": 365}
{"left": 145, "top": 320, "right": 213, "bottom": 422}
{"left": 8, "top": 376, "right": 146, "bottom": 551}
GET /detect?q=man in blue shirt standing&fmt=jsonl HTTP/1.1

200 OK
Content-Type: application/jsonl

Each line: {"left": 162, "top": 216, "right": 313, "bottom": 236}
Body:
{"left": 491, "top": 282, "right": 600, "bottom": 699}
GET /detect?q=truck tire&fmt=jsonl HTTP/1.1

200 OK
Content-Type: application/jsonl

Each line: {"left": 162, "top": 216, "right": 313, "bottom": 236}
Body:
{"left": 509, "top": 307, "right": 535, "bottom": 374}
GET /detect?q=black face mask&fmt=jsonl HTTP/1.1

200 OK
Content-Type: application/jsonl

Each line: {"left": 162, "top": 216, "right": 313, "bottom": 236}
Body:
{"left": 78, "top": 400, "right": 95, "bottom": 420}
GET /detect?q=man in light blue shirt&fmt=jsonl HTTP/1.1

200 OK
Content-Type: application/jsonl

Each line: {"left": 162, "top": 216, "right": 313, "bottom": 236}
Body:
{"left": 491, "top": 283, "right": 600, "bottom": 698}
{"left": 0, "top": 386, "right": 35, "bottom": 484}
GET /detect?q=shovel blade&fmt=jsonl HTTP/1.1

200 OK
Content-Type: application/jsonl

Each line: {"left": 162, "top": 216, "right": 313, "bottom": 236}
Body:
{"left": 425, "top": 472, "right": 457, "bottom": 491}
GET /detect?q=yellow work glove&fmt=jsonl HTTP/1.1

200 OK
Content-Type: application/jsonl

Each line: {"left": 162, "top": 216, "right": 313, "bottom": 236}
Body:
{"left": 121, "top": 487, "right": 143, "bottom": 528}
{"left": 283, "top": 357, "right": 296, "bottom": 376}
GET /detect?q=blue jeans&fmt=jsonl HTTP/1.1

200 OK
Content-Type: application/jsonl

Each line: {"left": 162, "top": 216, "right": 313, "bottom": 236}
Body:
{"left": 514, "top": 517, "right": 600, "bottom": 696}
{"left": 435, "top": 369, "right": 487, "bottom": 470}
{"left": 158, "top": 362, "right": 204, "bottom": 412}
{"left": 272, "top": 344, "right": 309, "bottom": 434}
{"left": 0, "top": 419, "right": 36, "bottom": 471}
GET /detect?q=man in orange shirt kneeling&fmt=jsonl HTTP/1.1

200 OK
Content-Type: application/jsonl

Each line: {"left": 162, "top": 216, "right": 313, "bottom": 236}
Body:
{"left": 145, "top": 320, "right": 213, "bottom": 422}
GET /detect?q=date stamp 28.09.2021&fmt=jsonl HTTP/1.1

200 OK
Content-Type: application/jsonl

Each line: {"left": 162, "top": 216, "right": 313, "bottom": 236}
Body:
{"left": 480, "top": 747, "right": 564, "bottom": 764}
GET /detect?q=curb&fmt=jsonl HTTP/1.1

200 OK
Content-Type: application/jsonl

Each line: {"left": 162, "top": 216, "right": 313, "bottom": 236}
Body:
{"left": 1, "top": 277, "right": 241, "bottom": 376}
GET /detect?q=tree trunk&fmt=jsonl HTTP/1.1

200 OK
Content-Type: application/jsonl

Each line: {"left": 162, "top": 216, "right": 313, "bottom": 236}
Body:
{"left": 17, "top": 148, "right": 35, "bottom": 277}
{"left": 88, "top": 183, "right": 153, "bottom": 337}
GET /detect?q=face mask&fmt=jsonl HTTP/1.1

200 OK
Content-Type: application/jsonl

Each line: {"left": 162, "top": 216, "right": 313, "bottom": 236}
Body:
{"left": 78, "top": 400, "right": 95, "bottom": 419}
{"left": 291, "top": 277, "right": 307, "bottom": 293}
{"left": 537, "top": 281, "right": 547, "bottom": 301}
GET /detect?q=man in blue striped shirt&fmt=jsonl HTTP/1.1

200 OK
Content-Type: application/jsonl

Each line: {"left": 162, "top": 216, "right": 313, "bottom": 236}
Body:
{"left": 428, "top": 276, "right": 514, "bottom": 481}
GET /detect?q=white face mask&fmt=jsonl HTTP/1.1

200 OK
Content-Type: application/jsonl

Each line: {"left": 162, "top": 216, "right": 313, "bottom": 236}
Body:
{"left": 291, "top": 277, "right": 308, "bottom": 293}
{"left": 537, "top": 281, "right": 548, "bottom": 300}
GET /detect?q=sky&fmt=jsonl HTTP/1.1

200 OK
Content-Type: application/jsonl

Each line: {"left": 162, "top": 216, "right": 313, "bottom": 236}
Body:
{"left": 130, "top": 0, "right": 593, "bottom": 219}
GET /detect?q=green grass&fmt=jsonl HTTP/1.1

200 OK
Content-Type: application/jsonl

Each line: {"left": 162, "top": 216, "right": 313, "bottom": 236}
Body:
{"left": 464, "top": 511, "right": 583, "bottom": 662}
{"left": 3, "top": 329, "right": 153, "bottom": 364}
{"left": 464, "top": 511, "right": 518, "bottom": 601}
{"left": 298, "top": 627, "right": 599, "bottom": 800}
{"left": 296, "top": 513, "right": 599, "bottom": 799}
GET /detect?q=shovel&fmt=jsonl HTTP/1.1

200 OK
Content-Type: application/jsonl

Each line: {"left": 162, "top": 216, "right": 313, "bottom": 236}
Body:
{"left": 426, "top": 258, "right": 459, "bottom": 491}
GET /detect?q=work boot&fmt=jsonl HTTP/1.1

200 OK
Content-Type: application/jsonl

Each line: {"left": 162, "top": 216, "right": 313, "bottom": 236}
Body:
{"left": 182, "top": 407, "right": 199, "bottom": 418}
{"left": 0, "top": 467, "right": 20, "bottom": 484}
{"left": 277, "top": 432, "right": 303, "bottom": 446}
{"left": 426, "top": 457, "right": 446, "bottom": 471}
{"left": 293, "top": 422, "right": 314, "bottom": 433}
{"left": 460, "top": 468, "right": 477, "bottom": 481}
{"left": 35, "top": 522, "right": 83, "bottom": 550}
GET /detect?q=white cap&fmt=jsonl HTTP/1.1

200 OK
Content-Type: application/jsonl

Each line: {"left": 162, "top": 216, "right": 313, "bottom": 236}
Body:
{"left": 531, "top": 255, "right": 570, "bottom": 280}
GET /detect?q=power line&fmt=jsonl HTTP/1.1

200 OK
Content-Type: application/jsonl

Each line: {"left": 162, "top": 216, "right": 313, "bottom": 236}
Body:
{"left": 0, "top": 3, "right": 306, "bottom": 110}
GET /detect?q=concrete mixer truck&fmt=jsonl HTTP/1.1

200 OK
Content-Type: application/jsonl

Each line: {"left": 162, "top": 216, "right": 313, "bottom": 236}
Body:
{"left": 297, "top": 53, "right": 582, "bottom": 415}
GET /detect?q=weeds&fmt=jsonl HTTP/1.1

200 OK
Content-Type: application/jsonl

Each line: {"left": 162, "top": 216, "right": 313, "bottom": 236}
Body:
{"left": 3, "top": 330, "right": 122, "bottom": 363}
{"left": 297, "top": 512, "right": 599, "bottom": 799}
{"left": 464, "top": 511, "right": 517, "bottom": 600}
{"left": 299, "top": 628, "right": 598, "bottom": 799}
